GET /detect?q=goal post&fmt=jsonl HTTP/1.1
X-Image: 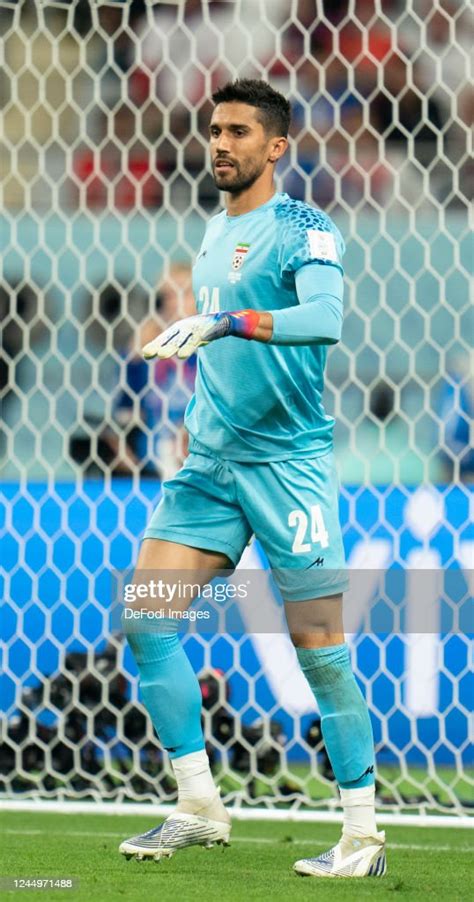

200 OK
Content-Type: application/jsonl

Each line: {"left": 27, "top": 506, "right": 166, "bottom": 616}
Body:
{"left": 0, "top": 0, "right": 472, "bottom": 821}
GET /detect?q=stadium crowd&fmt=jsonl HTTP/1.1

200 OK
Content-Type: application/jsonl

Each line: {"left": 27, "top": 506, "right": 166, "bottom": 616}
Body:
{"left": 2, "top": 0, "right": 471, "bottom": 213}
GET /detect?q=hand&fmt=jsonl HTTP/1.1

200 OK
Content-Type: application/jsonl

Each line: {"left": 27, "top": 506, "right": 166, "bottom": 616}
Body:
{"left": 142, "top": 313, "right": 232, "bottom": 360}
{"left": 142, "top": 309, "right": 266, "bottom": 359}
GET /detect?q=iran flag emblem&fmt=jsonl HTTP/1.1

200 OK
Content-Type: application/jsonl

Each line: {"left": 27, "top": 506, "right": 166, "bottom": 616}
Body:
{"left": 232, "top": 243, "right": 250, "bottom": 270}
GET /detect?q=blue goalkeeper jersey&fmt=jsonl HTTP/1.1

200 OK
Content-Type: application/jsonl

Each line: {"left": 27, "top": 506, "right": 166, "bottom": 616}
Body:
{"left": 185, "top": 191, "right": 345, "bottom": 462}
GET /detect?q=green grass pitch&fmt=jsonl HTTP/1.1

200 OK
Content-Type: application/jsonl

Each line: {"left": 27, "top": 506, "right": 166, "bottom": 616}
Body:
{"left": 1, "top": 811, "right": 472, "bottom": 901}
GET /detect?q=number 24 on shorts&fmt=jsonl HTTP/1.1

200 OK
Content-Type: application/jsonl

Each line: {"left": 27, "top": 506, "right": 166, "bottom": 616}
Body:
{"left": 288, "top": 505, "right": 329, "bottom": 554}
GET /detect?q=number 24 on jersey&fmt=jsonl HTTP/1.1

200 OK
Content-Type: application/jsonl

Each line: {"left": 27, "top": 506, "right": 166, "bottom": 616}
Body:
{"left": 289, "top": 505, "right": 329, "bottom": 554}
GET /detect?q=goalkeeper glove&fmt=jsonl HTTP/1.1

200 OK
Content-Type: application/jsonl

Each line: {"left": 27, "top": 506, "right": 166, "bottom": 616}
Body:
{"left": 142, "top": 310, "right": 260, "bottom": 360}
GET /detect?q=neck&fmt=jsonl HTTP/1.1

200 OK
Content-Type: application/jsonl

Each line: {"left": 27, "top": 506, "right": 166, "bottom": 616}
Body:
{"left": 225, "top": 179, "right": 276, "bottom": 217}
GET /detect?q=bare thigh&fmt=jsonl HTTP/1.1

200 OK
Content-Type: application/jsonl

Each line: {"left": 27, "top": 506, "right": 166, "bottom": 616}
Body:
{"left": 131, "top": 538, "right": 233, "bottom": 616}
{"left": 284, "top": 594, "right": 344, "bottom": 648}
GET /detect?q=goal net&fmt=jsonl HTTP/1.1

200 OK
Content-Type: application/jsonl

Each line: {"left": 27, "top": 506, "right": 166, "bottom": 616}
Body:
{"left": 1, "top": 0, "right": 472, "bottom": 818}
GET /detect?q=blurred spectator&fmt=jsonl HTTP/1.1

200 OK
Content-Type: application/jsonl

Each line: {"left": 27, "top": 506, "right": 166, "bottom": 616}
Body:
{"left": 114, "top": 263, "right": 197, "bottom": 479}
{"left": 437, "top": 367, "right": 474, "bottom": 483}
{"left": 371, "top": 54, "right": 444, "bottom": 167}
{"left": 336, "top": 379, "right": 442, "bottom": 485}
{"left": 68, "top": 284, "right": 140, "bottom": 478}
{"left": 370, "top": 381, "right": 396, "bottom": 423}
{"left": 0, "top": 280, "right": 46, "bottom": 395}
{"left": 72, "top": 105, "right": 164, "bottom": 210}
{"left": 440, "top": 79, "right": 472, "bottom": 209}
{"left": 71, "top": 2, "right": 165, "bottom": 211}
{"left": 285, "top": 72, "right": 391, "bottom": 209}
{"left": 0, "top": 282, "right": 23, "bottom": 399}
{"left": 0, "top": 281, "right": 45, "bottom": 459}
{"left": 399, "top": 0, "right": 472, "bottom": 98}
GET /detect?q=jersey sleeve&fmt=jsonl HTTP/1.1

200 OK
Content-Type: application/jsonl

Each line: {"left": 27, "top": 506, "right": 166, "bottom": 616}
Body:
{"left": 277, "top": 201, "right": 345, "bottom": 276}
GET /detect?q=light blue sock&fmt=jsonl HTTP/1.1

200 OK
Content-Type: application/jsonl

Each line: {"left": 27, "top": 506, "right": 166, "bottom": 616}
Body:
{"left": 126, "top": 622, "right": 205, "bottom": 759}
{"left": 296, "top": 644, "right": 375, "bottom": 789}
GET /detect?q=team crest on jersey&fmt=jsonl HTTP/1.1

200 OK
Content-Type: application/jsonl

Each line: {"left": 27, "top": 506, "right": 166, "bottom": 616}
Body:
{"left": 229, "top": 243, "right": 250, "bottom": 283}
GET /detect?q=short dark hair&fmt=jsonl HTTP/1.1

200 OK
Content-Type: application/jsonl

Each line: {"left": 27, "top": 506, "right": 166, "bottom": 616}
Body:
{"left": 211, "top": 79, "right": 291, "bottom": 137}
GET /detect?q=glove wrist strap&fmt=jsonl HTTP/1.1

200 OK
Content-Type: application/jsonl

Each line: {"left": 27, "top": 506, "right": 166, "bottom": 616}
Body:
{"left": 227, "top": 309, "right": 260, "bottom": 340}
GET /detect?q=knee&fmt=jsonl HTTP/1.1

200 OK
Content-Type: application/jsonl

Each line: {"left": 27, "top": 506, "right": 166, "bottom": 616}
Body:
{"left": 290, "top": 630, "right": 345, "bottom": 649}
{"left": 286, "top": 594, "right": 344, "bottom": 649}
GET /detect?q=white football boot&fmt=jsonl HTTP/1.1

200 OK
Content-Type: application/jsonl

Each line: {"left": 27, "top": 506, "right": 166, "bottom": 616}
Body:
{"left": 294, "top": 831, "right": 386, "bottom": 878}
{"left": 119, "top": 797, "right": 231, "bottom": 862}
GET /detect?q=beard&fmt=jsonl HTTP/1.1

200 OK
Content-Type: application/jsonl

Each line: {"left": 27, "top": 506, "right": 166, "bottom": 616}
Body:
{"left": 212, "top": 158, "right": 266, "bottom": 194}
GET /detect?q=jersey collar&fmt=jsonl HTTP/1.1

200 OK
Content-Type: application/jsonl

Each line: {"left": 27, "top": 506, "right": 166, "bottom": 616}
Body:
{"left": 225, "top": 191, "right": 287, "bottom": 221}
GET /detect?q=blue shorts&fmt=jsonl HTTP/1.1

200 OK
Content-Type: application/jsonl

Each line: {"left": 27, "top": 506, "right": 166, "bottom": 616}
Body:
{"left": 145, "top": 441, "right": 348, "bottom": 601}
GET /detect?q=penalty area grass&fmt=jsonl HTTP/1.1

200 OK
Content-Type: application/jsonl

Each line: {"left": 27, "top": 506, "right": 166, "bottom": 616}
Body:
{"left": 0, "top": 811, "right": 472, "bottom": 902}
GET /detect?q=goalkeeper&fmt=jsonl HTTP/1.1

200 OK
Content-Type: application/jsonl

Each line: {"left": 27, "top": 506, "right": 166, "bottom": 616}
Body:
{"left": 120, "top": 79, "right": 386, "bottom": 880}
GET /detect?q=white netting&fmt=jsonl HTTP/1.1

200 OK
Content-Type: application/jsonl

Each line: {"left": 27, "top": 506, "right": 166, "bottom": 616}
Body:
{"left": 0, "top": 0, "right": 472, "bottom": 815}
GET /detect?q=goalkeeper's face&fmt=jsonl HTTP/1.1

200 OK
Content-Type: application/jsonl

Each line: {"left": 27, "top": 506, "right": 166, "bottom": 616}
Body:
{"left": 210, "top": 102, "right": 282, "bottom": 194}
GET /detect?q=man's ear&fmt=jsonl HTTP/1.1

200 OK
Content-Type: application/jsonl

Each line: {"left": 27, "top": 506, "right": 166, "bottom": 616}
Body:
{"left": 268, "top": 136, "right": 288, "bottom": 163}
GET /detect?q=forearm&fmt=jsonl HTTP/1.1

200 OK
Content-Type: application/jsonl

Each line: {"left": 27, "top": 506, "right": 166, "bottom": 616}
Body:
{"left": 227, "top": 295, "right": 342, "bottom": 346}
{"left": 269, "top": 295, "right": 342, "bottom": 345}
